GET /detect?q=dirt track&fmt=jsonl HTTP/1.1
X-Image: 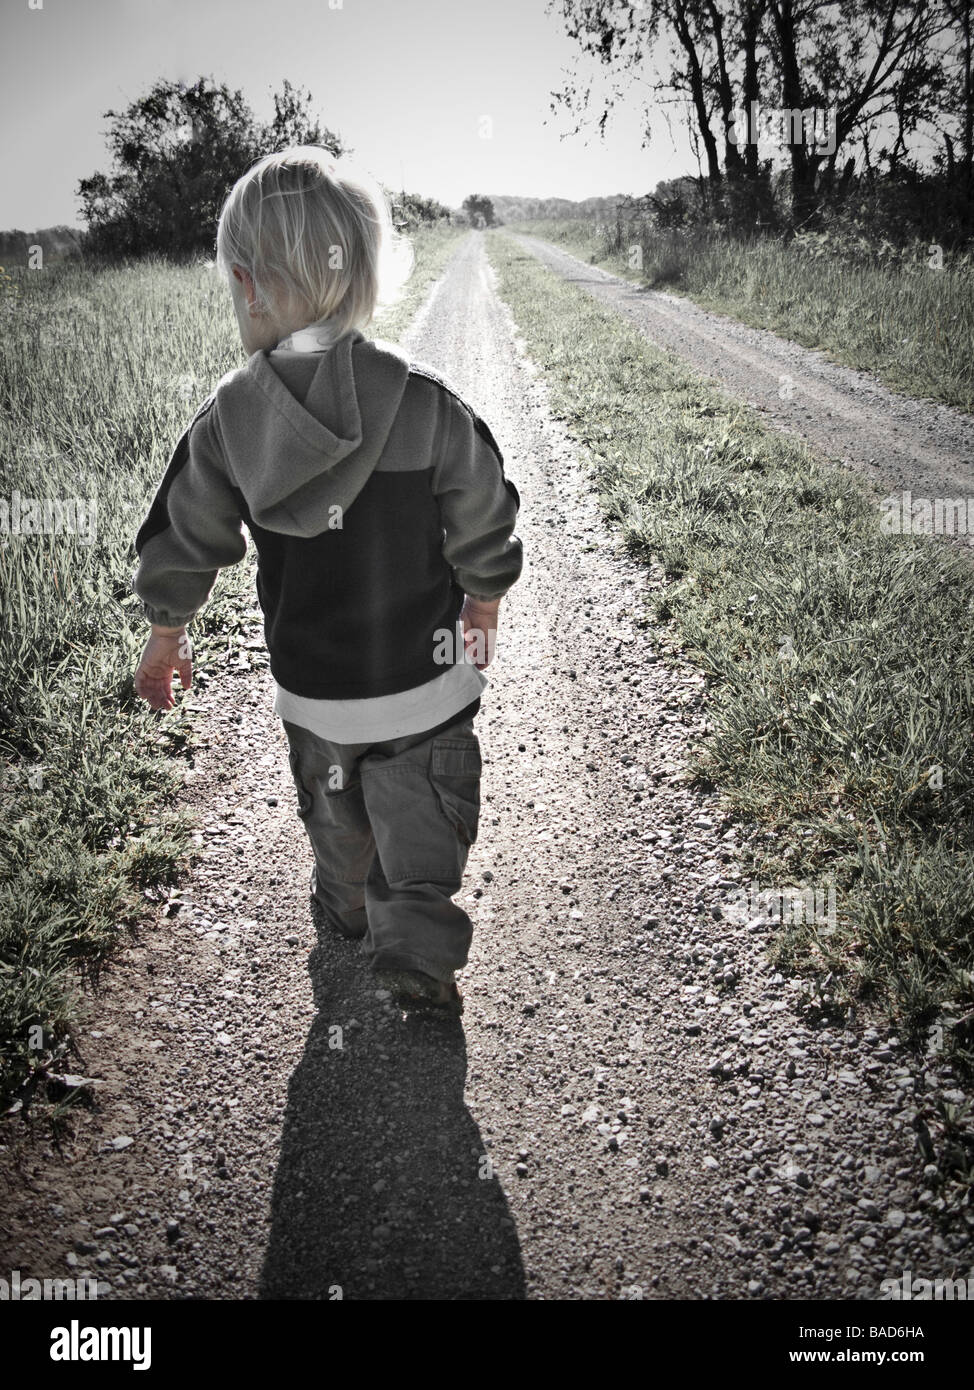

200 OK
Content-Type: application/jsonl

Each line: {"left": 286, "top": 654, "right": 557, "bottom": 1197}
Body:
{"left": 513, "top": 231, "right": 974, "bottom": 521}
{"left": 1, "top": 230, "right": 971, "bottom": 1300}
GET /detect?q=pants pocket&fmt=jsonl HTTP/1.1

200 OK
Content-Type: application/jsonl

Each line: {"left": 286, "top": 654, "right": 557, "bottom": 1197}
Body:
{"left": 429, "top": 735, "right": 482, "bottom": 848}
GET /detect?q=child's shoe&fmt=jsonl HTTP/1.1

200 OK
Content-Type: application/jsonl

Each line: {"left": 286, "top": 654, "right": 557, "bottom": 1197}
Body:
{"left": 373, "top": 967, "right": 464, "bottom": 1015}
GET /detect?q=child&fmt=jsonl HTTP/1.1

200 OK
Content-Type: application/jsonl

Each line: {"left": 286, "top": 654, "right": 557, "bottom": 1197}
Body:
{"left": 132, "top": 147, "right": 523, "bottom": 1014}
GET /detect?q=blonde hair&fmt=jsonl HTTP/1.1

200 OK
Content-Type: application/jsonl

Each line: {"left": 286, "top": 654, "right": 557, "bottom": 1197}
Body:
{"left": 215, "top": 145, "right": 413, "bottom": 344}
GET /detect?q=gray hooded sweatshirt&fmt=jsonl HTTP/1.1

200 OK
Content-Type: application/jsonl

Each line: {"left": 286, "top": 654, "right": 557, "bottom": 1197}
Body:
{"left": 133, "top": 328, "right": 523, "bottom": 739}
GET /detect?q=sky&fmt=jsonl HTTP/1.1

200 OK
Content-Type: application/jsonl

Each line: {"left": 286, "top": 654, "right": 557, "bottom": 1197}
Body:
{"left": 0, "top": 0, "right": 697, "bottom": 231}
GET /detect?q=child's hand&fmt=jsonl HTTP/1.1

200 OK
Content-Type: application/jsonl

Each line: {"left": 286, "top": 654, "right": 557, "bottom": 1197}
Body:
{"left": 461, "top": 596, "right": 500, "bottom": 670}
{"left": 134, "top": 626, "right": 192, "bottom": 711}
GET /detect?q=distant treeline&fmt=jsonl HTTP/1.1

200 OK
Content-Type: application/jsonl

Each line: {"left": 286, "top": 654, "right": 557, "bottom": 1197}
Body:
{"left": 0, "top": 225, "right": 86, "bottom": 266}
{"left": 393, "top": 191, "right": 455, "bottom": 228}
{"left": 614, "top": 167, "right": 974, "bottom": 251}
{"left": 487, "top": 194, "right": 627, "bottom": 225}
{"left": 493, "top": 166, "right": 974, "bottom": 251}
{"left": 0, "top": 197, "right": 457, "bottom": 270}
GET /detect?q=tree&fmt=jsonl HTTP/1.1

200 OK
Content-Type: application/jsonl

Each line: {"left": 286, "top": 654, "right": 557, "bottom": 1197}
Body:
{"left": 548, "top": 0, "right": 947, "bottom": 229}
{"left": 77, "top": 76, "right": 347, "bottom": 257}
{"left": 388, "top": 190, "right": 454, "bottom": 229}
{"left": 264, "top": 77, "right": 343, "bottom": 152}
{"left": 764, "top": 0, "right": 942, "bottom": 224}
{"left": 939, "top": 0, "right": 974, "bottom": 202}
{"left": 461, "top": 194, "right": 497, "bottom": 227}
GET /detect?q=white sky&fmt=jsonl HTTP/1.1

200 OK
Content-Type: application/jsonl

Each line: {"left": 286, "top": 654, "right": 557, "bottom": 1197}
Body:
{"left": 0, "top": 0, "right": 697, "bottom": 230}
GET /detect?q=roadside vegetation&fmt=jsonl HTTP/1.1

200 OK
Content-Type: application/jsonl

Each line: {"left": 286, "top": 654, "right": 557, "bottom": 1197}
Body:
{"left": 509, "top": 217, "right": 974, "bottom": 415}
{"left": 488, "top": 231, "right": 974, "bottom": 1097}
{"left": 544, "top": 0, "right": 974, "bottom": 416}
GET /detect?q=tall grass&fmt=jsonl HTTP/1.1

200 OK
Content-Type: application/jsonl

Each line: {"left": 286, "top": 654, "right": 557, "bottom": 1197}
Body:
{"left": 511, "top": 217, "right": 974, "bottom": 414}
{"left": 0, "top": 223, "right": 466, "bottom": 1109}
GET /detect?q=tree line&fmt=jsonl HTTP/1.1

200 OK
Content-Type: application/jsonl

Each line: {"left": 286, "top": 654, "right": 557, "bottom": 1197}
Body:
{"left": 550, "top": 0, "right": 974, "bottom": 244}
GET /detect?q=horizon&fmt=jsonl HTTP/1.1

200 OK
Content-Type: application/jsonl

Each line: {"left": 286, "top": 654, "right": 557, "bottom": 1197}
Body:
{"left": 0, "top": 190, "right": 644, "bottom": 239}
{"left": 1, "top": 0, "right": 697, "bottom": 233}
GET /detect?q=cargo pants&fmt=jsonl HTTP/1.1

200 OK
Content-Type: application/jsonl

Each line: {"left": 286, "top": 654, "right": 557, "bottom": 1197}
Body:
{"left": 281, "top": 712, "right": 482, "bottom": 982}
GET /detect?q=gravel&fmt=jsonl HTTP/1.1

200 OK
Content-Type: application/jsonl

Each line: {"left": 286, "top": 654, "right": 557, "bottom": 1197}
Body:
{"left": 0, "top": 231, "right": 971, "bottom": 1299}
{"left": 513, "top": 232, "right": 974, "bottom": 542}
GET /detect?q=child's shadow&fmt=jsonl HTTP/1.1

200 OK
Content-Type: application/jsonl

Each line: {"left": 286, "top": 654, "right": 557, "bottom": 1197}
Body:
{"left": 258, "top": 925, "right": 526, "bottom": 1300}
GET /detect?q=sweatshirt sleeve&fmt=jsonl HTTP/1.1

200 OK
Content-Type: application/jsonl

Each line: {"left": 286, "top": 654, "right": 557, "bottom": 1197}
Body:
{"left": 132, "top": 402, "right": 247, "bottom": 627}
{"left": 431, "top": 395, "right": 523, "bottom": 601}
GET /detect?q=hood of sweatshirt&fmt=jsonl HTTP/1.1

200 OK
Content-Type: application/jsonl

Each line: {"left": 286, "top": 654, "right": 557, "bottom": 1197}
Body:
{"left": 209, "top": 328, "right": 411, "bottom": 537}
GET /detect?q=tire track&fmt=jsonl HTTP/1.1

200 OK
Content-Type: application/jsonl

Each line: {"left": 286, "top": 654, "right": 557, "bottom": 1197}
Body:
{"left": 512, "top": 231, "right": 974, "bottom": 518}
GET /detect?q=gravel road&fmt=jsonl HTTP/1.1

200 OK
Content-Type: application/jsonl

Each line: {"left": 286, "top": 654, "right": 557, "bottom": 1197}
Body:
{"left": 1, "top": 230, "right": 971, "bottom": 1300}
{"left": 513, "top": 232, "right": 974, "bottom": 517}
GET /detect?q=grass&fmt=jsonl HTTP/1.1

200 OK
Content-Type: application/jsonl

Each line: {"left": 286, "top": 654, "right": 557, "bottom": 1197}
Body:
{"left": 486, "top": 229, "right": 974, "bottom": 1102}
{"left": 509, "top": 218, "right": 974, "bottom": 415}
{"left": 0, "top": 222, "right": 466, "bottom": 1112}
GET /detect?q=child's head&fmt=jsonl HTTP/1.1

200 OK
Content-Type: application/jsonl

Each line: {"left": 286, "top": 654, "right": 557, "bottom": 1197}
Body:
{"left": 216, "top": 146, "right": 412, "bottom": 353}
